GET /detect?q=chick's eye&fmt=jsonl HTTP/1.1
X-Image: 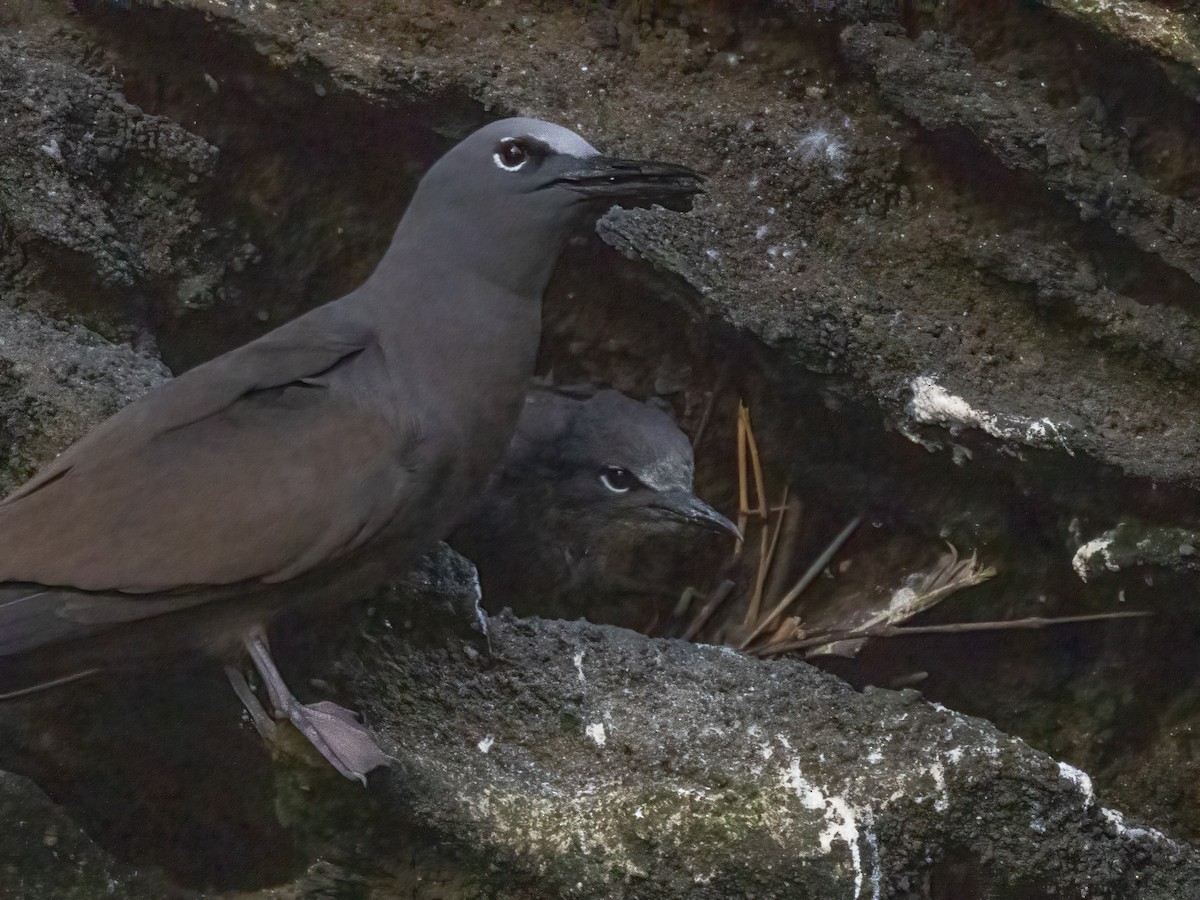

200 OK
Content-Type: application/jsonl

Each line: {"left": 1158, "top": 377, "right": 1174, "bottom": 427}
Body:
{"left": 599, "top": 467, "right": 636, "bottom": 493}
{"left": 494, "top": 140, "right": 528, "bottom": 171}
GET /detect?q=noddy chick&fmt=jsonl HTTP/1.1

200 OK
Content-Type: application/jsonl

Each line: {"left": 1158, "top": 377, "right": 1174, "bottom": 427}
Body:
{"left": 0, "top": 119, "right": 701, "bottom": 782}
{"left": 451, "top": 386, "right": 736, "bottom": 629}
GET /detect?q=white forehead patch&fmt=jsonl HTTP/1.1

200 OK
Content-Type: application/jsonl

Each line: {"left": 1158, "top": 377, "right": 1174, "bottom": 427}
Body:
{"left": 491, "top": 117, "right": 599, "bottom": 157}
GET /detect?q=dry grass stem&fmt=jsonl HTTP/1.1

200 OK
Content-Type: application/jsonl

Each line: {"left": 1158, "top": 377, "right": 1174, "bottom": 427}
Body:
{"left": 746, "top": 485, "right": 789, "bottom": 627}
{"left": 784, "top": 544, "right": 996, "bottom": 657}
{"left": 856, "top": 547, "right": 994, "bottom": 633}
{"left": 734, "top": 408, "right": 748, "bottom": 559}
{"left": 739, "top": 515, "right": 863, "bottom": 649}
{"left": 762, "top": 496, "right": 802, "bottom": 613}
{"left": 685, "top": 578, "right": 737, "bottom": 642}
{"left": 739, "top": 404, "right": 771, "bottom": 626}
{"left": 757, "top": 610, "right": 1152, "bottom": 657}
{"left": 683, "top": 403, "right": 1134, "bottom": 661}
{"left": 741, "top": 404, "right": 768, "bottom": 521}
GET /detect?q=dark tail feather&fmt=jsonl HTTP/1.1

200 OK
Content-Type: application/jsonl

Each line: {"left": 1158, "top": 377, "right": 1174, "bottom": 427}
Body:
{"left": 0, "top": 584, "right": 88, "bottom": 657}
{"left": 0, "top": 666, "right": 101, "bottom": 700}
{"left": 0, "top": 583, "right": 213, "bottom": 658}
{"left": 0, "top": 585, "right": 107, "bottom": 699}
{"left": 0, "top": 584, "right": 224, "bottom": 699}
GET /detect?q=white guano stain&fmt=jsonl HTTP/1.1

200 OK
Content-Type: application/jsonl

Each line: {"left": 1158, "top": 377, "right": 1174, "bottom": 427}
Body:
{"left": 794, "top": 125, "right": 847, "bottom": 169}
{"left": 573, "top": 650, "right": 586, "bottom": 683}
{"left": 907, "top": 375, "right": 1073, "bottom": 454}
{"left": 1072, "top": 535, "right": 1119, "bottom": 581}
{"left": 477, "top": 735, "right": 494, "bottom": 753}
{"left": 586, "top": 723, "right": 606, "bottom": 747}
{"left": 1102, "top": 807, "right": 1176, "bottom": 846}
{"left": 783, "top": 759, "right": 869, "bottom": 898}
{"left": 865, "top": 829, "right": 882, "bottom": 900}
{"left": 1057, "top": 761, "right": 1095, "bottom": 808}
{"left": 930, "top": 761, "right": 949, "bottom": 812}
{"left": 467, "top": 566, "right": 490, "bottom": 638}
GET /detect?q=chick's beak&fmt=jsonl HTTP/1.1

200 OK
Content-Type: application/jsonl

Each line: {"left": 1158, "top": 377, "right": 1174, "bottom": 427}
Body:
{"left": 650, "top": 490, "right": 741, "bottom": 539}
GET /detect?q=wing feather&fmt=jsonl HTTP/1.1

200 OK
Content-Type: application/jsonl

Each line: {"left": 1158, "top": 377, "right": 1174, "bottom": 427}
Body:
{"left": 6, "top": 300, "right": 374, "bottom": 502}
{"left": 0, "top": 301, "right": 412, "bottom": 593}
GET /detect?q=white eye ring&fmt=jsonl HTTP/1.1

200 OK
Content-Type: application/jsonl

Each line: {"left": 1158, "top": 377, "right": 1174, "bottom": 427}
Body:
{"left": 493, "top": 151, "right": 526, "bottom": 172}
{"left": 493, "top": 139, "right": 529, "bottom": 172}
{"left": 599, "top": 470, "right": 633, "bottom": 493}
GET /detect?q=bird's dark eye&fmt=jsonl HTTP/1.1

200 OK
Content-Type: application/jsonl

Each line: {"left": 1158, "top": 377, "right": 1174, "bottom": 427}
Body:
{"left": 599, "top": 466, "right": 637, "bottom": 494}
{"left": 494, "top": 139, "right": 529, "bottom": 171}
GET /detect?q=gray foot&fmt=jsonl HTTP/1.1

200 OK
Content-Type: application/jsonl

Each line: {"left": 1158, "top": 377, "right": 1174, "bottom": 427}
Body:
{"left": 231, "top": 633, "right": 390, "bottom": 785}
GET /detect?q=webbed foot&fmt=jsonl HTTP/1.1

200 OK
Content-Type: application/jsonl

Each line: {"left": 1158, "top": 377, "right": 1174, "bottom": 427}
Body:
{"left": 228, "top": 633, "right": 389, "bottom": 784}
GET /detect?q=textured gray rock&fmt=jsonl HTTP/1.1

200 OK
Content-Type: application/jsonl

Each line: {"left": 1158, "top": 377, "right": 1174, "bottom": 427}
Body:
{"left": 1042, "top": 0, "right": 1200, "bottom": 93}
{"left": 0, "top": 25, "right": 218, "bottom": 296}
{"left": 3, "top": 546, "right": 1195, "bottom": 898}
{"left": 0, "top": 302, "right": 166, "bottom": 491}
{"left": 327, "top": 556, "right": 1200, "bottom": 899}
{"left": 1072, "top": 520, "right": 1200, "bottom": 581}
{"left": 0, "top": 770, "right": 184, "bottom": 900}
{"left": 841, "top": 22, "right": 1200, "bottom": 281}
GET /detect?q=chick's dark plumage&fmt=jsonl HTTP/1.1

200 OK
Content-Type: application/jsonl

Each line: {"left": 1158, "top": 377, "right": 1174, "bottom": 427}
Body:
{"left": 451, "top": 386, "right": 735, "bottom": 629}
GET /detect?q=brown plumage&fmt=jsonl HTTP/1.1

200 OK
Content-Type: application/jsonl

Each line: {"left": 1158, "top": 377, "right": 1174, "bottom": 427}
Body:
{"left": 0, "top": 118, "right": 702, "bottom": 781}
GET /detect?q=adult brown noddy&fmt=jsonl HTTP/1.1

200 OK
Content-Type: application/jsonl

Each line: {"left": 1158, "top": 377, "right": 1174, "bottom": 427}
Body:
{"left": 451, "top": 385, "right": 737, "bottom": 628}
{"left": 0, "top": 118, "right": 702, "bottom": 782}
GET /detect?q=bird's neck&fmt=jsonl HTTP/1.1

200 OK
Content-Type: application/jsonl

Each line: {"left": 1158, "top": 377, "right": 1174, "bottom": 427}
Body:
{"left": 355, "top": 229, "right": 546, "bottom": 453}
{"left": 384, "top": 186, "right": 574, "bottom": 298}
{"left": 361, "top": 199, "right": 564, "bottom": 394}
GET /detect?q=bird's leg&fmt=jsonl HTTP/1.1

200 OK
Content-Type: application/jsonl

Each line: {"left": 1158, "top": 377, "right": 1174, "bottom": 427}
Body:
{"left": 224, "top": 665, "right": 278, "bottom": 743}
{"left": 240, "top": 632, "right": 390, "bottom": 785}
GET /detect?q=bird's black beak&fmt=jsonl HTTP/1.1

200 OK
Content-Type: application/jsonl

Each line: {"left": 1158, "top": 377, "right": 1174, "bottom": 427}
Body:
{"left": 554, "top": 157, "right": 704, "bottom": 212}
{"left": 650, "top": 490, "right": 741, "bottom": 538}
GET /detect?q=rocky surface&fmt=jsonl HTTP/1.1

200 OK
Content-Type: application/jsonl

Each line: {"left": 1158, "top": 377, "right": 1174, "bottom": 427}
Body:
{"left": 0, "top": 303, "right": 166, "bottom": 491}
{"left": 0, "top": 19, "right": 222, "bottom": 325}
{"left": 0, "top": 770, "right": 183, "bottom": 900}
{"left": 11, "top": 552, "right": 1200, "bottom": 899}
{"left": 1043, "top": 0, "right": 1200, "bottom": 94}
{"left": 75, "top": 0, "right": 1200, "bottom": 840}
{"left": 331, "top": 565, "right": 1200, "bottom": 899}
{"left": 104, "top": 0, "right": 1200, "bottom": 486}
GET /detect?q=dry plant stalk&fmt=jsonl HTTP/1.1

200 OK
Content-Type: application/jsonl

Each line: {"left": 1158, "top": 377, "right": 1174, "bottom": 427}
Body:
{"left": 735, "top": 402, "right": 772, "bottom": 626}
{"left": 747, "top": 484, "right": 789, "bottom": 631}
{"left": 685, "top": 401, "right": 1147, "bottom": 658}
{"left": 795, "top": 545, "right": 996, "bottom": 658}
{"left": 734, "top": 409, "right": 748, "bottom": 561}
{"left": 739, "top": 515, "right": 862, "bottom": 650}
{"left": 761, "top": 610, "right": 1153, "bottom": 656}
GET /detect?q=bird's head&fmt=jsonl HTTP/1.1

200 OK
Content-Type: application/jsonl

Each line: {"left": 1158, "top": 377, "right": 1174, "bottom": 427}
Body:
{"left": 425, "top": 117, "right": 703, "bottom": 217}
{"left": 395, "top": 119, "right": 703, "bottom": 293}
{"left": 543, "top": 390, "right": 738, "bottom": 539}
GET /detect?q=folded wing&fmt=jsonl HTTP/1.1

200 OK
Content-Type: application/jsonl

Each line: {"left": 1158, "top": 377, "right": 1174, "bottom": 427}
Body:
{"left": 0, "top": 303, "right": 411, "bottom": 595}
